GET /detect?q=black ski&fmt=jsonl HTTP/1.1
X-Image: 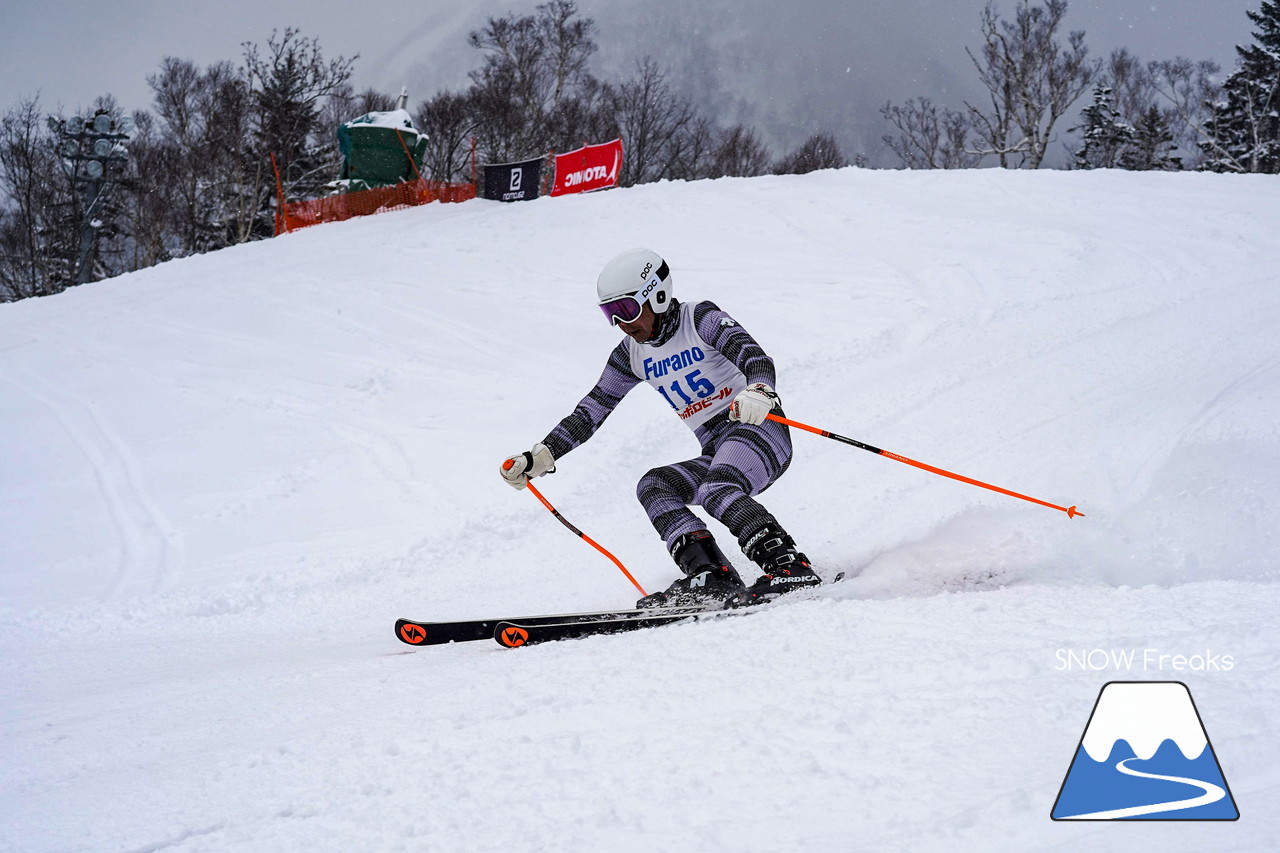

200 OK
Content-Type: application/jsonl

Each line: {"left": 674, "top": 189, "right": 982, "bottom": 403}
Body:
{"left": 396, "top": 573, "right": 846, "bottom": 648}
{"left": 490, "top": 571, "right": 846, "bottom": 647}
{"left": 394, "top": 604, "right": 709, "bottom": 647}
{"left": 493, "top": 608, "right": 726, "bottom": 646}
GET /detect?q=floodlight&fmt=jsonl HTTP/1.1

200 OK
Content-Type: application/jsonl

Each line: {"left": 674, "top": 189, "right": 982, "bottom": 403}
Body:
{"left": 67, "top": 116, "right": 84, "bottom": 134}
{"left": 62, "top": 140, "right": 79, "bottom": 157}
{"left": 93, "top": 114, "right": 111, "bottom": 134}
{"left": 117, "top": 116, "right": 135, "bottom": 135}
{"left": 94, "top": 138, "right": 113, "bottom": 157}
{"left": 85, "top": 159, "right": 104, "bottom": 179}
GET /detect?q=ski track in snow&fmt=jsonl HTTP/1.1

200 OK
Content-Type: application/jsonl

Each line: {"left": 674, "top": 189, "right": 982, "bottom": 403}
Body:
{"left": 1, "top": 169, "right": 1278, "bottom": 851}
{"left": 2, "top": 366, "right": 182, "bottom": 600}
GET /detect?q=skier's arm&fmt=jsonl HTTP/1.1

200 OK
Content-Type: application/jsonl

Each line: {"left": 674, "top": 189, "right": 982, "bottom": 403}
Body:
{"left": 694, "top": 301, "right": 782, "bottom": 425}
{"left": 540, "top": 342, "right": 641, "bottom": 459}
{"left": 693, "top": 301, "right": 777, "bottom": 388}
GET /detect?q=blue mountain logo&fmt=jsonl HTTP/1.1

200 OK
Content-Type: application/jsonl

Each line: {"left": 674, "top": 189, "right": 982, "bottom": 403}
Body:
{"left": 1052, "top": 681, "right": 1239, "bottom": 821}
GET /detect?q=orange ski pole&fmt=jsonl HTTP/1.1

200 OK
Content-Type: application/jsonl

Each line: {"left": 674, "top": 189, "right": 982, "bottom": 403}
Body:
{"left": 767, "top": 413, "right": 1083, "bottom": 519}
{"left": 506, "top": 465, "right": 649, "bottom": 595}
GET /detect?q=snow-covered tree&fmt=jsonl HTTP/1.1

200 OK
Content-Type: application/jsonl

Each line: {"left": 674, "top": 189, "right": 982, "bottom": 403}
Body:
{"left": 1072, "top": 53, "right": 1202, "bottom": 171}
{"left": 243, "top": 28, "right": 355, "bottom": 235}
{"left": 1202, "top": 1, "right": 1280, "bottom": 173}
{"left": 1070, "top": 84, "right": 1134, "bottom": 168}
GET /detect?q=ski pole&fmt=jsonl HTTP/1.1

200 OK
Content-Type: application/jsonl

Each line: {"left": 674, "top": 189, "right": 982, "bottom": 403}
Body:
{"left": 767, "top": 413, "right": 1083, "bottom": 519}
{"left": 515, "top": 475, "right": 649, "bottom": 596}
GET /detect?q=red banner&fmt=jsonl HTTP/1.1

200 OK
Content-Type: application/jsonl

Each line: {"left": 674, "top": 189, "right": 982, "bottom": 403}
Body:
{"left": 550, "top": 139, "right": 623, "bottom": 197}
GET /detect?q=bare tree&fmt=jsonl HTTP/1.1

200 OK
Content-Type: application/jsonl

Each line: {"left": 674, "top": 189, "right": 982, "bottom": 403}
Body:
{"left": 356, "top": 88, "right": 399, "bottom": 115}
{"left": 147, "top": 58, "right": 211, "bottom": 255}
{"left": 467, "top": 0, "right": 599, "bottom": 161}
{"left": 1, "top": 95, "right": 137, "bottom": 298}
{"left": 664, "top": 116, "right": 717, "bottom": 181}
{"left": 0, "top": 97, "right": 68, "bottom": 300}
{"left": 544, "top": 74, "right": 613, "bottom": 153}
{"left": 416, "top": 90, "right": 479, "bottom": 183}
{"left": 139, "top": 58, "right": 257, "bottom": 253}
{"left": 966, "top": 0, "right": 1098, "bottom": 168}
{"left": 775, "top": 133, "right": 850, "bottom": 174}
{"left": 540, "top": 0, "right": 597, "bottom": 114}
{"left": 200, "top": 62, "right": 255, "bottom": 246}
{"left": 610, "top": 58, "right": 694, "bottom": 186}
{"left": 881, "top": 98, "right": 982, "bottom": 168}
{"left": 1103, "top": 49, "right": 1159, "bottom": 127}
{"left": 320, "top": 86, "right": 398, "bottom": 139}
{"left": 709, "top": 125, "right": 771, "bottom": 178}
{"left": 1149, "top": 58, "right": 1225, "bottom": 171}
{"left": 113, "top": 110, "right": 173, "bottom": 271}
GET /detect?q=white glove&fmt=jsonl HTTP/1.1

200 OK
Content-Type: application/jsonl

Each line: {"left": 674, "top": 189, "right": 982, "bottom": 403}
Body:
{"left": 728, "top": 383, "right": 779, "bottom": 425}
{"left": 500, "top": 443, "right": 556, "bottom": 490}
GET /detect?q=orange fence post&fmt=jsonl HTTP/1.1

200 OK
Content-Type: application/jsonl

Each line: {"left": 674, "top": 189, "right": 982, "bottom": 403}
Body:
{"left": 270, "top": 152, "right": 289, "bottom": 235}
{"left": 543, "top": 149, "right": 555, "bottom": 197}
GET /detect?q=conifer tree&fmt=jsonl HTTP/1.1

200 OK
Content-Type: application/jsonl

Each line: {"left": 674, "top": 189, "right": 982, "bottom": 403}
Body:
{"left": 1202, "top": 1, "right": 1280, "bottom": 173}
{"left": 1071, "top": 83, "right": 1134, "bottom": 168}
{"left": 1121, "top": 105, "right": 1181, "bottom": 171}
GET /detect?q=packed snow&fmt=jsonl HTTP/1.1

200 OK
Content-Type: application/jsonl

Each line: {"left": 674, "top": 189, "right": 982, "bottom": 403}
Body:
{"left": 2, "top": 167, "right": 1278, "bottom": 851}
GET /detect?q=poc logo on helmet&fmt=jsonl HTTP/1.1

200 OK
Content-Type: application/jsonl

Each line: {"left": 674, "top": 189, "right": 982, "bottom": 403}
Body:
{"left": 638, "top": 262, "right": 665, "bottom": 302}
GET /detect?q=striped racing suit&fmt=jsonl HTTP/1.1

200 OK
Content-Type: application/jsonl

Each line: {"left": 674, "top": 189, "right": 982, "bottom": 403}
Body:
{"left": 541, "top": 299, "right": 793, "bottom": 552}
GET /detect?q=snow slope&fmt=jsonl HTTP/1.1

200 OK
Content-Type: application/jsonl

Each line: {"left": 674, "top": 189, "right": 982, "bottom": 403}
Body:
{"left": 2, "top": 168, "right": 1278, "bottom": 851}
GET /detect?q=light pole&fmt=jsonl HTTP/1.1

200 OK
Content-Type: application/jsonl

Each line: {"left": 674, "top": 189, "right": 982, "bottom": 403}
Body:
{"left": 49, "top": 111, "right": 133, "bottom": 285}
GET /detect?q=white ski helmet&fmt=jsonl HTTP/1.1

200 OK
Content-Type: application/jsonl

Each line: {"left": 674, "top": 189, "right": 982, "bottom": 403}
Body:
{"left": 596, "top": 248, "right": 673, "bottom": 325}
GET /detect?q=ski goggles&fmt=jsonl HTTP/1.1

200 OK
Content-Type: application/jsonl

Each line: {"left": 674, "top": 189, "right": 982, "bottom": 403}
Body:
{"left": 598, "top": 293, "right": 645, "bottom": 326}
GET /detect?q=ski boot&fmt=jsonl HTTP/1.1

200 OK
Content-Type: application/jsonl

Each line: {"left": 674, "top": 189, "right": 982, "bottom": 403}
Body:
{"left": 735, "top": 521, "right": 822, "bottom": 606}
{"left": 637, "top": 530, "right": 746, "bottom": 609}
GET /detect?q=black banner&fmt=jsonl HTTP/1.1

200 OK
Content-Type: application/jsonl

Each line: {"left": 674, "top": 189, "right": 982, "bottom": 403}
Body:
{"left": 481, "top": 156, "right": 544, "bottom": 202}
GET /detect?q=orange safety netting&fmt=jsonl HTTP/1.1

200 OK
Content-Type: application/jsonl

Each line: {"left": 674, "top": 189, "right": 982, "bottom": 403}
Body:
{"left": 275, "top": 179, "right": 476, "bottom": 235}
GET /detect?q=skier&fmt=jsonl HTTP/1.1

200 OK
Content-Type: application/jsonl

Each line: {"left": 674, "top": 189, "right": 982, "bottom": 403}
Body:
{"left": 500, "top": 248, "right": 822, "bottom": 608}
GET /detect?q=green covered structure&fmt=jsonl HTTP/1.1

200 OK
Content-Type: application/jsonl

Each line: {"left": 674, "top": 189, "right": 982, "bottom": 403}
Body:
{"left": 335, "top": 109, "right": 428, "bottom": 192}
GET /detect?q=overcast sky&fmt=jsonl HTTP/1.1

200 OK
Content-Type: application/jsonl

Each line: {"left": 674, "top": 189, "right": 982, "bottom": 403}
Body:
{"left": 1, "top": 0, "right": 1259, "bottom": 163}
